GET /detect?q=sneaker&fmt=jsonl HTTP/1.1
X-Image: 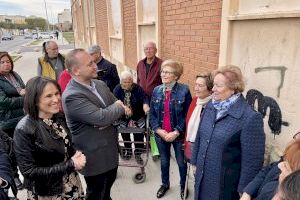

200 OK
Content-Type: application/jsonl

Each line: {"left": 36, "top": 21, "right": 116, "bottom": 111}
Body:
{"left": 135, "top": 154, "right": 144, "bottom": 165}
{"left": 120, "top": 149, "right": 132, "bottom": 160}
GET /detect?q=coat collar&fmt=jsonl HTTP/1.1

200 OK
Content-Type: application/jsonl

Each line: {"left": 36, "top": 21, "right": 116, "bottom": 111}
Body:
{"left": 142, "top": 56, "right": 159, "bottom": 65}
{"left": 206, "top": 95, "right": 246, "bottom": 120}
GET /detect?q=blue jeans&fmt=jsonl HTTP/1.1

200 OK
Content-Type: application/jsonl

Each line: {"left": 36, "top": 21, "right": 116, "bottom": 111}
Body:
{"left": 155, "top": 135, "right": 187, "bottom": 189}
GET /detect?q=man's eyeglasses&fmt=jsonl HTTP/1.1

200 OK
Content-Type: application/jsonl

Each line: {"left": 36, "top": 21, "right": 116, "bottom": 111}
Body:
{"left": 293, "top": 132, "right": 300, "bottom": 140}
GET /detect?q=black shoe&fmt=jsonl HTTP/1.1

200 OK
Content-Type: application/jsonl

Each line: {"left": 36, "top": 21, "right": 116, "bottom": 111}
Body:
{"left": 120, "top": 149, "right": 132, "bottom": 160}
{"left": 180, "top": 188, "right": 189, "bottom": 199}
{"left": 135, "top": 154, "right": 144, "bottom": 165}
{"left": 156, "top": 185, "right": 169, "bottom": 198}
{"left": 14, "top": 177, "right": 23, "bottom": 190}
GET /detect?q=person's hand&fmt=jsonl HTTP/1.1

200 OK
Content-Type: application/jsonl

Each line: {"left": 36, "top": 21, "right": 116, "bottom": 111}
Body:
{"left": 164, "top": 131, "right": 178, "bottom": 142}
{"left": 191, "top": 165, "right": 197, "bottom": 176}
{"left": 143, "top": 104, "right": 150, "bottom": 114}
{"left": 71, "top": 151, "right": 86, "bottom": 171}
{"left": 124, "top": 106, "right": 133, "bottom": 117}
{"left": 115, "top": 100, "right": 124, "bottom": 107}
{"left": 19, "top": 89, "right": 26, "bottom": 96}
{"left": 156, "top": 128, "right": 168, "bottom": 140}
{"left": 278, "top": 161, "right": 292, "bottom": 183}
{"left": 240, "top": 193, "right": 251, "bottom": 200}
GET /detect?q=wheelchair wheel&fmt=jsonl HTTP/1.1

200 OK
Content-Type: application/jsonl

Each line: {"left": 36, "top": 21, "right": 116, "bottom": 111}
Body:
{"left": 133, "top": 172, "right": 146, "bottom": 184}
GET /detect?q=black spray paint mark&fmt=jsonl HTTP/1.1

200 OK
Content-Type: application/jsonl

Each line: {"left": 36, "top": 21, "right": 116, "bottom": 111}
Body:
{"left": 246, "top": 89, "right": 289, "bottom": 135}
{"left": 255, "top": 66, "right": 287, "bottom": 98}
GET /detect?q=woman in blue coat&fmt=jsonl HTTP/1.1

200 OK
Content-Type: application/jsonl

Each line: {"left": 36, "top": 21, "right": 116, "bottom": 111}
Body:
{"left": 191, "top": 65, "right": 265, "bottom": 200}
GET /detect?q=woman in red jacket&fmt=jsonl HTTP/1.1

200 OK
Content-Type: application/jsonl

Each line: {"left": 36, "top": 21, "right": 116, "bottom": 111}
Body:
{"left": 184, "top": 73, "right": 213, "bottom": 160}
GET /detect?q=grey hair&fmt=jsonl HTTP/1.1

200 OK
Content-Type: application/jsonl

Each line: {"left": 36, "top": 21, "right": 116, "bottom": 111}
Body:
{"left": 87, "top": 45, "right": 101, "bottom": 54}
{"left": 120, "top": 70, "right": 133, "bottom": 82}
{"left": 143, "top": 41, "right": 157, "bottom": 49}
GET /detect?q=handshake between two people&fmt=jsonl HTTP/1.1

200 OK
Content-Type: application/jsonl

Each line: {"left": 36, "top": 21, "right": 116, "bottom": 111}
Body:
{"left": 115, "top": 100, "right": 150, "bottom": 117}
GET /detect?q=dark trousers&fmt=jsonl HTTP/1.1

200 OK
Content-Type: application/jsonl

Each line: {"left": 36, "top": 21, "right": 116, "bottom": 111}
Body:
{"left": 84, "top": 167, "right": 118, "bottom": 200}
{"left": 121, "top": 132, "right": 144, "bottom": 154}
{"left": 155, "top": 135, "right": 187, "bottom": 189}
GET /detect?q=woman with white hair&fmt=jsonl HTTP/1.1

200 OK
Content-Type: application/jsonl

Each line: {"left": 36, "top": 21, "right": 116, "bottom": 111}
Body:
{"left": 113, "top": 70, "right": 148, "bottom": 165}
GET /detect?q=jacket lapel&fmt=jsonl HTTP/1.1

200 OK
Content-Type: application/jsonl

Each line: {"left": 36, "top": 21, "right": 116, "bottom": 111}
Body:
{"left": 70, "top": 79, "right": 105, "bottom": 108}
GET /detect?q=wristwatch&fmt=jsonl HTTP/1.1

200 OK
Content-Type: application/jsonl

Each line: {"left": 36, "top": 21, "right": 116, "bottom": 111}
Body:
{"left": 173, "top": 130, "right": 180, "bottom": 137}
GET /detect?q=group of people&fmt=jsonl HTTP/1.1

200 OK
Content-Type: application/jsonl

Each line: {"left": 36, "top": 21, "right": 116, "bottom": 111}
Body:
{"left": 0, "top": 38, "right": 299, "bottom": 200}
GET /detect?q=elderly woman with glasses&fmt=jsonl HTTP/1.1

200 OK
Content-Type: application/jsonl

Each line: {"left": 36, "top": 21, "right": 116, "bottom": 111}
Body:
{"left": 191, "top": 65, "right": 265, "bottom": 200}
{"left": 149, "top": 59, "right": 192, "bottom": 199}
{"left": 0, "top": 51, "right": 25, "bottom": 190}
{"left": 240, "top": 133, "right": 300, "bottom": 200}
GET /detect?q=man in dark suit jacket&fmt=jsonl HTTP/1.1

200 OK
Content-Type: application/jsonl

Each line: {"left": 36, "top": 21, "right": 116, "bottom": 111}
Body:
{"left": 62, "top": 49, "right": 126, "bottom": 200}
{"left": 88, "top": 45, "right": 120, "bottom": 92}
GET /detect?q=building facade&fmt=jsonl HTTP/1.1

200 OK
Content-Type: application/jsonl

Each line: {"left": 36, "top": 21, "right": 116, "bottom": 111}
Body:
{"left": 71, "top": 0, "right": 300, "bottom": 161}
{"left": 0, "top": 15, "right": 26, "bottom": 24}
{"left": 58, "top": 9, "right": 72, "bottom": 31}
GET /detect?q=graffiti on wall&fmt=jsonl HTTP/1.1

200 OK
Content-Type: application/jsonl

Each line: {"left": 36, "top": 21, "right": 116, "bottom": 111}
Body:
{"left": 246, "top": 89, "right": 289, "bottom": 135}
{"left": 254, "top": 66, "right": 287, "bottom": 97}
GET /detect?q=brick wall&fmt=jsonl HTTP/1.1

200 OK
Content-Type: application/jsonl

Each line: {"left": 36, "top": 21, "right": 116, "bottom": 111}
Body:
{"left": 122, "top": 0, "right": 138, "bottom": 68}
{"left": 160, "top": 0, "right": 222, "bottom": 89}
{"left": 94, "top": 0, "right": 110, "bottom": 55}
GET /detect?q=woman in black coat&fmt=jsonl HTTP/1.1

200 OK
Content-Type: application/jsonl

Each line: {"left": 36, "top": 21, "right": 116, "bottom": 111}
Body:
{"left": 0, "top": 51, "right": 25, "bottom": 136}
{"left": 113, "top": 70, "right": 148, "bottom": 165}
{"left": 0, "top": 51, "right": 25, "bottom": 189}
{"left": 14, "top": 77, "right": 86, "bottom": 199}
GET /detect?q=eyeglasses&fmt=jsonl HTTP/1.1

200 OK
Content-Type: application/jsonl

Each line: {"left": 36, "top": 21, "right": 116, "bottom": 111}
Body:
{"left": 293, "top": 132, "right": 300, "bottom": 140}
{"left": 160, "top": 70, "right": 174, "bottom": 75}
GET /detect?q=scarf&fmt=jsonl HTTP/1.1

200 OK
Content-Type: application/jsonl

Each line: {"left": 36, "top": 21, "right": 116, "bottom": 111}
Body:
{"left": 4, "top": 73, "right": 22, "bottom": 93}
{"left": 186, "top": 95, "right": 212, "bottom": 142}
{"left": 212, "top": 93, "right": 240, "bottom": 119}
{"left": 162, "top": 81, "right": 176, "bottom": 93}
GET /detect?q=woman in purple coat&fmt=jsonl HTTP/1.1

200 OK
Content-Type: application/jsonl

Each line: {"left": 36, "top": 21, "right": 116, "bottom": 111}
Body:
{"left": 191, "top": 65, "right": 265, "bottom": 200}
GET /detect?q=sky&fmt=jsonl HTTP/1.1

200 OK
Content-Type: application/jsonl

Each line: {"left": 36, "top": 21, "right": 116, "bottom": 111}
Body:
{"left": 0, "top": 0, "right": 71, "bottom": 24}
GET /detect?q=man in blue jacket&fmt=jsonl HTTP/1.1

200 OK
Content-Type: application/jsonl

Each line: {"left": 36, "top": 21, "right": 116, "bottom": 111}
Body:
{"left": 88, "top": 45, "right": 120, "bottom": 92}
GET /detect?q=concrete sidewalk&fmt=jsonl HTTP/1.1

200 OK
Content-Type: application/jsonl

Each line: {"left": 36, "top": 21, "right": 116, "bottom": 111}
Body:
{"left": 11, "top": 39, "right": 195, "bottom": 200}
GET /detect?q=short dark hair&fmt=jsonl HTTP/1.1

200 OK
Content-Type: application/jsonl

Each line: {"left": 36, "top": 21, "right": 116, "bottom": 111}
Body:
{"left": 0, "top": 51, "right": 14, "bottom": 71}
{"left": 65, "top": 48, "right": 85, "bottom": 73}
{"left": 24, "top": 76, "right": 61, "bottom": 119}
{"left": 196, "top": 72, "right": 213, "bottom": 91}
{"left": 279, "top": 169, "right": 300, "bottom": 200}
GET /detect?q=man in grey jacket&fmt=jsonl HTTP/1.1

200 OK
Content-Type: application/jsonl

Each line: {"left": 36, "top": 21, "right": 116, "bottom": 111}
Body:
{"left": 62, "top": 49, "right": 126, "bottom": 200}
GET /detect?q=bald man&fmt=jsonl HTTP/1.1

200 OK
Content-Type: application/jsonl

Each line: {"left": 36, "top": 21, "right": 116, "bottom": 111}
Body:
{"left": 136, "top": 41, "right": 162, "bottom": 108}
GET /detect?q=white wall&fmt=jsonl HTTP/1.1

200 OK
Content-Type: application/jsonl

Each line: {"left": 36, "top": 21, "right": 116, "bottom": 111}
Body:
{"left": 220, "top": 0, "right": 300, "bottom": 162}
